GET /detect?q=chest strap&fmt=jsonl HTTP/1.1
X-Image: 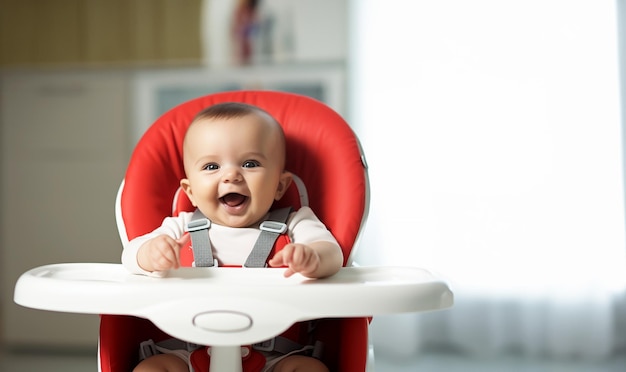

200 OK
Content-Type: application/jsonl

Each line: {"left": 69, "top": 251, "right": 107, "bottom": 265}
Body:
{"left": 244, "top": 207, "right": 292, "bottom": 268}
{"left": 187, "top": 209, "right": 216, "bottom": 267}
{"left": 187, "top": 207, "right": 292, "bottom": 268}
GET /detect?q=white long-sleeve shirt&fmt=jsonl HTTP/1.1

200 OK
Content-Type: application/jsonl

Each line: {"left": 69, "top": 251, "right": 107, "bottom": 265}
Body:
{"left": 122, "top": 206, "right": 339, "bottom": 275}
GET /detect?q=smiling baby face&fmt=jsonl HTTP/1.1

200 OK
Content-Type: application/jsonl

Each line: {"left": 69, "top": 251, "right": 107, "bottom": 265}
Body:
{"left": 180, "top": 104, "right": 292, "bottom": 228}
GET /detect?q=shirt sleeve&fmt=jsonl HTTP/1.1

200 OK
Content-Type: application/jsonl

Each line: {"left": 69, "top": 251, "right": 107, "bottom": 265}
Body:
{"left": 287, "top": 206, "right": 340, "bottom": 247}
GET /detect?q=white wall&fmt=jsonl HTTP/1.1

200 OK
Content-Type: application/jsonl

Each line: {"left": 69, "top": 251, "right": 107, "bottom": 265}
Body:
{"left": 0, "top": 71, "right": 130, "bottom": 348}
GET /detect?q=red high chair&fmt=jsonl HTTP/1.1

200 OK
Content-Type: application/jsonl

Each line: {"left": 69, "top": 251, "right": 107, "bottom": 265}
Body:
{"left": 13, "top": 91, "right": 453, "bottom": 372}
{"left": 110, "top": 90, "right": 370, "bottom": 371}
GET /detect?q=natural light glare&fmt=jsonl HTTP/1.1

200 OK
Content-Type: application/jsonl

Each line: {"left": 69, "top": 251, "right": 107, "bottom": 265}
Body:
{"left": 351, "top": 0, "right": 626, "bottom": 296}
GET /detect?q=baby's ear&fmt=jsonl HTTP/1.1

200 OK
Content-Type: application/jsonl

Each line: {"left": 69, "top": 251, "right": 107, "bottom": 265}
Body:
{"left": 180, "top": 178, "right": 197, "bottom": 206}
{"left": 275, "top": 171, "right": 293, "bottom": 200}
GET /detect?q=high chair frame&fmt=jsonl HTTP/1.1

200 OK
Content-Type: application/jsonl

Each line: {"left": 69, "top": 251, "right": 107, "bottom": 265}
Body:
{"left": 14, "top": 91, "right": 453, "bottom": 372}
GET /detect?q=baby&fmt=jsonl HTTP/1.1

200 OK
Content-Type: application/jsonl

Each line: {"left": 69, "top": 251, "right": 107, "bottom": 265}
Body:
{"left": 123, "top": 102, "right": 343, "bottom": 372}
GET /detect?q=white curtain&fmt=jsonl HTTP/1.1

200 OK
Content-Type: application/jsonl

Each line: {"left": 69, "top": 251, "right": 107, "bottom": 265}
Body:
{"left": 349, "top": 0, "right": 626, "bottom": 359}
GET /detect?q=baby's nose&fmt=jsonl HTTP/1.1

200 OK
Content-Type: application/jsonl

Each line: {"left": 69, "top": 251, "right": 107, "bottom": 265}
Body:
{"left": 222, "top": 167, "right": 243, "bottom": 183}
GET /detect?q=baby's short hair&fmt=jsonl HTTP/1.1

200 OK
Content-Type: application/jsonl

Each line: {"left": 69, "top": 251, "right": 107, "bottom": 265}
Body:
{"left": 193, "top": 102, "right": 277, "bottom": 124}
{"left": 189, "top": 102, "right": 286, "bottom": 154}
{"left": 185, "top": 102, "right": 287, "bottom": 168}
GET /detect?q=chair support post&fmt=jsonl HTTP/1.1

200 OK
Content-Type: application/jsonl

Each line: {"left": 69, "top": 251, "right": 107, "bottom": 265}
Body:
{"left": 209, "top": 346, "right": 243, "bottom": 372}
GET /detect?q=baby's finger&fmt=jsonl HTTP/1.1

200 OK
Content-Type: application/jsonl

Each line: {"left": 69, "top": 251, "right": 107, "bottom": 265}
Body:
{"left": 291, "top": 245, "right": 307, "bottom": 265}
{"left": 161, "top": 240, "right": 182, "bottom": 269}
{"left": 176, "top": 233, "right": 190, "bottom": 247}
{"left": 268, "top": 250, "right": 285, "bottom": 267}
{"left": 151, "top": 249, "right": 176, "bottom": 271}
{"left": 283, "top": 267, "right": 296, "bottom": 278}
{"left": 169, "top": 234, "right": 190, "bottom": 268}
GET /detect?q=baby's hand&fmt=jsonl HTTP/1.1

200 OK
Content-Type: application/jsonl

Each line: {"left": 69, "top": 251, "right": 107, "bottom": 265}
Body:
{"left": 268, "top": 243, "right": 321, "bottom": 278}
{"left": 137, "top": 234, "right": 190, "bottom": 272}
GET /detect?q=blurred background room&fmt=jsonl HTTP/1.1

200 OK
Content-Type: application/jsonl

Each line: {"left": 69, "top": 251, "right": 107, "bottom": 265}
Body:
{"left": 1, "top": 0, "right": 626, "bottom": 371}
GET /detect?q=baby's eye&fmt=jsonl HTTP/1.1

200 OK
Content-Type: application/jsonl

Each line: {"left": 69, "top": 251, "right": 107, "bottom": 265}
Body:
{"left": 242, "top": 160, "right": 261, "bottom": 168}
{"left": 203, "top": 163, "right": 219, "bottom": 171}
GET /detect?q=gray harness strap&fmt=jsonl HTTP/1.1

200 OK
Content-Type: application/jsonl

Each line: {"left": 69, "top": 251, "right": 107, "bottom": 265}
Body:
{"left": 244, "top": 207, "right": 292, "bottom": 268}
{"left": 187, "top": 209, "right": 215, "bottom": 267}
{"left": 141, "top": 334, "right": 323, "bottom": 361}
{"left": 187, "top": 207, "right": 292, "bottom": 268}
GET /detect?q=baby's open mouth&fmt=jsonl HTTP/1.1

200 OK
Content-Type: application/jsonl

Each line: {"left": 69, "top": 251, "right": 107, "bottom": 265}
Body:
{"left": 220, "top": 193, "right": 248, "bottom": 207}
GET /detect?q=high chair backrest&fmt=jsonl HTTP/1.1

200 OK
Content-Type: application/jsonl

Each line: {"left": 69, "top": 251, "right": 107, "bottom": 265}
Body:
{"left": 117, "top": 90, "right": 368, "bottom": 265}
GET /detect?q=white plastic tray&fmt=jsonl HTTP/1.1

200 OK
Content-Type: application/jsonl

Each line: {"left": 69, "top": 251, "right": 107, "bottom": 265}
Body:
{"left": 14, "top": 263, "right": 453, "bottom": 371}
{"left": 15, "top": 263, "right": 452, "bottom": 346}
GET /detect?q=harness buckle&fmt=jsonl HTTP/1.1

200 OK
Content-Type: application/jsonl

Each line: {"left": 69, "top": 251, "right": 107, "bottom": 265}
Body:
{"left": 260, "top": 221, "right": 287, "bottom": 234}
{"left": 187, "top": 218, "right": 211, "bottom": 232}
{"left": 191, "top": 259, "right": 219, "bottom": 268}
{"left": 252, "top": 337, "right": 276, "bottom": 352}
{"left": 139, "top": 339, "right": 157, "bottom": 360}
